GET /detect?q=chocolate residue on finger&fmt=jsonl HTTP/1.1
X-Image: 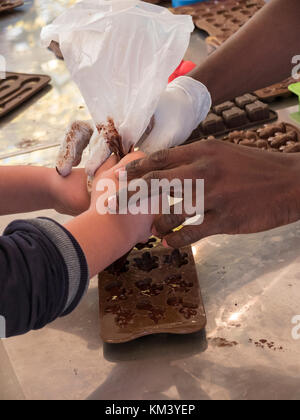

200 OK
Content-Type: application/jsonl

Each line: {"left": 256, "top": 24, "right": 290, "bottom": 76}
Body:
{"left": 98, "top": 117, "right": 126, "bottom": 161}
{"left": 57, "top": 121, "right": 93, "bottom": 175}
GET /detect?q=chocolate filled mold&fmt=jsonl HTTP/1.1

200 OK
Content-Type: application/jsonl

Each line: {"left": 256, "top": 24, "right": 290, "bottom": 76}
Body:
{"left": 172, "top": 0, "right": 294, "bottom": 103}
{"left": 222, "top": 107, "right": 248, "bottom": 128}
{"left": 245, "top": 100, "right": 269, "bottom": 122}
{"left": 254, "top": 77, "right": 296, "bottom": 103}
{"left": 163, "top": 249, "right": 189, "bottom": 268}
{"left": 186, "top": 95, "right": 277, "bottom": 143}
{"left": 133, "top": 252, "right": 159, "bottom": 272}
{"left": 171, "top": 0, "right": 265, "bottom": 44}
{"left": 234, "top": 93, "right": 257, "bottom": 109}
{"left": 205, "top": 122, "right": 300, "bottom": 154}
{"left": 98, "top": 245, "right": 206, "bottom": 343}
{"left": 201, "top": 113, "right": 226, "bottom": 135}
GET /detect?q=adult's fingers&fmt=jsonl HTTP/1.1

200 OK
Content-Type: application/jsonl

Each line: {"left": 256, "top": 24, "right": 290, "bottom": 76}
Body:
{"left": 153, "top": 188, "right": 216, "bottom": 237}
{"left": 115, "top": 163, "right": 202, "bottom": 213}
{"left": 124, "top": 143, "right": 202, "bottom": 181}
{"left": 96, "top": 151, "right": 146, "bottom": 181}
{"left": 56, "top": 121, "right": 93, "bottom": 177}
{"left": 153, "top": 212, "right": 188, "bottom": 237}
{"left": 163, "top": 211, "right": 220, "bottom": 248}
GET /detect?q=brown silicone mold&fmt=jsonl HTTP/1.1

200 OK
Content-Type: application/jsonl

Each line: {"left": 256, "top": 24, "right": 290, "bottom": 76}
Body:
{"left": 174, "top": 1, "right": 293, "bottom": 103}
{"left": 171, "top": 0, "right": 265, "bottom": 44}
{"left": 0, "top": 72, "right": 51, "bottom": 118}
{"left": 254, "top": 77, "right": 295, "bottom": 103}
{"left": 205, "top": 35, "right": 222, "bottom": 55}
{"left": 187, "top": 93, "right": 277, "bottom": 142}
{"left": 206, "top": 122, "right": 300, "bottom": 153}
{"left": 98, "top": 243, "right": 206, "bottom": 343}
{"left": 0, "top": 0, "right": 23, "bottom": 13}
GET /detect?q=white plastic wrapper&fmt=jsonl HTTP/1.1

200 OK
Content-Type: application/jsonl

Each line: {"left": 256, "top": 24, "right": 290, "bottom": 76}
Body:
{"left": 41, "top": 0, "right": 194, "bottom": 171}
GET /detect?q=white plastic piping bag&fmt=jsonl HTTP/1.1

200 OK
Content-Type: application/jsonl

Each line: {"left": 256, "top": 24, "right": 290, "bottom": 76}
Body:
{"left": 41, "top": 0, "right": 194, "bottom": 153}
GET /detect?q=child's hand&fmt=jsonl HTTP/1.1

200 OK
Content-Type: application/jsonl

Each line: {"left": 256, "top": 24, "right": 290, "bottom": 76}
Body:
{"left": 50, "top": 168, "right": 90, "bottom": 216}
{"left": 50, "top": 155, "right": 119, "bottom": 216}
{"left": 64, "top": 151, "right": 155, "bottom": 277}
{"left": 91, "top": 151, "right": 154, "bottom": 245}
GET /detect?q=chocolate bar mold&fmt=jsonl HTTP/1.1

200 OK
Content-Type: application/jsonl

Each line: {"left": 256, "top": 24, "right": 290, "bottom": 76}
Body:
{"left": 254, "top": 77, "right": 295, "bottom": 103}
{"left": 0, "top": 72, "right": 51, "bottom": 118}
{"left": 103, "top": 329, "right": 208, "bottom": 363}
{"left": 175, "top": 0, "right": 283, "bottom": 114}
{"left": 179, "top": 0, "right": 294, "bottom": 102}
{"left": 186, "top": 94, "right": 278, "bottom": 142}
{"left": 0, "top": 0, "right": 23, "bottom": 13}
{"left": 205, "top": 122, "right": 300, "bottom": 153}
{"left": 171, "top": 0, "right": 265, "bottom": 44}
{"left": 98, "top": 245, "right": 206, "bottom": 343}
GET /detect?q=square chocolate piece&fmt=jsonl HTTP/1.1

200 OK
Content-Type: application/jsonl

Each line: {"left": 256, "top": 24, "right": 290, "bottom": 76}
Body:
{"left": 235, "top": 93, "right": 257, "bottom": 108}
{"left": 201, "top": 113, "right": 226, "bottom": 135}
{"left": 245, "top": 100, "right": 269, "bottom": 122}
{"left": 213, "top": 101, "right": 234, "bottom": 116}
{"left": 222, "top": 107, "right": 247, "bottom": 128}
{"left": 98, "top": 244, "right": 206, "bottom": 343}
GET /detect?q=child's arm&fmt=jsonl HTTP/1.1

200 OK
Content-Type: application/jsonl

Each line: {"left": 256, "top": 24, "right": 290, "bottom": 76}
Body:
{"left": 0, "top": 166, "right": 90, "bottom": 216}
{"left": 65, "top": 151, "right": 153, "bottom": 278}
{"left": 0, "top": 152, "right": 153, "bottom": 338}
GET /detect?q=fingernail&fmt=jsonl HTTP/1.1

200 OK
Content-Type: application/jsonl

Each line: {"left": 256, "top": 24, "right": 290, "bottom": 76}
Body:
{"left": 108, "top": 194, "right": 117, "bottom": 211}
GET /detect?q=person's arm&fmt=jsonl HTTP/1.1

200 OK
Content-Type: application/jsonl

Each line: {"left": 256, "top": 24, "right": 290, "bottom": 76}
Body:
{"left": 190, "top": 0, "right": 300, "bottom": 104}
{"left": 113, "top": 142, "right": 300, "bottom": 248}
{"left": 0, "top": 166, "right": 90, "bottom": 216}
{"left": 0, "top": 152, "right": 153, "bottom": 338}
{"left": 65, "top": 152, "right": 153, "bottom": 277}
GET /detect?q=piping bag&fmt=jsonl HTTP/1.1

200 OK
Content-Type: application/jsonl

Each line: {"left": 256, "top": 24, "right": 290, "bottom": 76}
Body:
{"left": 41, "top": 0, "right": 194, "bottom": 171}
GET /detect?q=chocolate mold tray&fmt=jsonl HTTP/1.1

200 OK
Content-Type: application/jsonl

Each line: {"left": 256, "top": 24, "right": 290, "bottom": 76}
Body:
{"left": 206, "top": 122, "right": 300, "bottom": 153}
{"left": 173, "top": 1, "right": 293, "bottom": 103}
{"left": 98, "top": 244, "right": 206, "bottom": 344}
{"left": 0, "top": 72, "right": 51, "bottom": 118}
{"left": 0, "top": 0, "right": 23, "bottom": 13}
{"left": 187, "top": 93, "right": 277, "bottom": 142}
{"left": 254, "top": 77, "right": 295, "bottom": 103}
{"left": 171, "top": 0, "right": 265, "bottom": 44}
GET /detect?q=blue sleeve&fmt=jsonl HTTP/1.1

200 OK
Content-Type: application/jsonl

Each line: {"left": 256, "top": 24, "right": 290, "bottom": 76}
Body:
{"left": 0, "top": 218, "right": 89, "bottom": 338}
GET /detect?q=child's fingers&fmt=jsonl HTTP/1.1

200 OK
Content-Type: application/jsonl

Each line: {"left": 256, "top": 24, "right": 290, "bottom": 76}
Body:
{"left": 94, "top": 154, "right": 118, "bottom": 178}
{"left": 85, "top": 131, "right": 112, "bottom": 177}
{"left": 56, "top": 121, "right": 93, "bottom": 177}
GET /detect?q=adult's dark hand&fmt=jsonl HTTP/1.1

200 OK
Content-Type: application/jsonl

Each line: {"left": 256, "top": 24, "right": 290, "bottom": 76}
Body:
{"left": 116, "top": 139, "right": 300, "bottom": 248}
